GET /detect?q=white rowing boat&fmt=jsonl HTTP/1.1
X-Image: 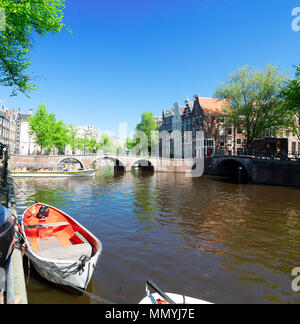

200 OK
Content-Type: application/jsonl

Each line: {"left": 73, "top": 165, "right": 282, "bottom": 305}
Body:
{"left": 139, "top": 280, "right": 213, "bottom": 304}
{"left": 21, "top": 203, "right": 102, "bottom": 291}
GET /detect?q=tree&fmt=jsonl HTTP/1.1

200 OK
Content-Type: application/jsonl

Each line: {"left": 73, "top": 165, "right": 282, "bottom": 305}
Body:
{"left": 135, "top": 112, "right": 158, "bottom": 154}
{"left": 68, "top": 125, "right": 78, "bottom": 154}
{"left": 126, "top": 137, "right": 136, "bottom": 151}
{"left": 279, "top": 65, "right": 300, "bottom": 139}
{"left": 100, "top": 133, "right": 113, "bottom": 153}
{"left": 52, "top": 120, "right": 69, "bottom": 154}
{"left": 88, "top": 137, "right": 100, "bottom": 153}
{"left": 28, "top": 104, "right": 56, "bottom": 151}
{"left": 214, "top": 65, "right": 286, "bottom": 148}
{"left": 0, "top": 0, "right": 67, "bottom": 96}
{"left": 28, "top": 104, "right": 69, "bottom": 154}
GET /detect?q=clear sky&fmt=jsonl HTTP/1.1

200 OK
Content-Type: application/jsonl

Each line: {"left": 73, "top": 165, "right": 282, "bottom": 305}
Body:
{"left": 1, "top": 0, "right": 300, "bottom": 136}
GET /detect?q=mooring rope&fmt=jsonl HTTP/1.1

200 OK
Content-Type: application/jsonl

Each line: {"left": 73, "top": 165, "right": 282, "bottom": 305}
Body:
{"left": 15, "top": 230, "right": 115, "bottom": 304}
{"left": 11, "top": 177, "right": 116, "bottom": 304}
{"left": 11, "top": 177, "right": 40, "bottom": 204}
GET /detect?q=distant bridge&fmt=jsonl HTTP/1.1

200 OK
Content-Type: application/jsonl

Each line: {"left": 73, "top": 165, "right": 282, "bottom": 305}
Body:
{"left": 9, "top": 154, "right": 196, "bottom": 173}
{"left": 9, "top": 154, "right": 300, "bottom": 186}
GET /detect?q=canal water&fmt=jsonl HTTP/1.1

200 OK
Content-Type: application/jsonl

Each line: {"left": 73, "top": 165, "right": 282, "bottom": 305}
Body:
{"left": 14, "top": 168, "right": 300, "bottom": 304}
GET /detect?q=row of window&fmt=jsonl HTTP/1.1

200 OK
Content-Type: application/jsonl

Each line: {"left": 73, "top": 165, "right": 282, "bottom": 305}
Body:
{"left": 220, "top": 138, "right": 247, "bottom": 147}
{"left": 291, "top": 142, "right": 300, "bottom": 154}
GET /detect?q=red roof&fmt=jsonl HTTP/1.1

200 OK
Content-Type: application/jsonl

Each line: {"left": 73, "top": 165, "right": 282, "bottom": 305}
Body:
{"left": 197, "top": 97, "right": 229, "bottom": 115}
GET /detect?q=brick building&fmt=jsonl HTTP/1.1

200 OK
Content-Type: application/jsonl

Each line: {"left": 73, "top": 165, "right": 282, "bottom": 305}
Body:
{"left": 158, "top": 95, "right": 248, "bottom": 158}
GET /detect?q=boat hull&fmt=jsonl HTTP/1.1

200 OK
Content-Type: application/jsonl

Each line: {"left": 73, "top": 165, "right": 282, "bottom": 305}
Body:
{"left": 21, "top": 203, "right": 102, "bottom": 291}
{"left": 0, "top": 210, "right": 15, "bottom": 268}
{"left": 139, "top": 293, "right": 212, "bottom": 304}
{"left": 27, "top": 248, "right": 101, "bottom": 290}
{"left": 12, "top": 170, "right": 96, "bottom": 178}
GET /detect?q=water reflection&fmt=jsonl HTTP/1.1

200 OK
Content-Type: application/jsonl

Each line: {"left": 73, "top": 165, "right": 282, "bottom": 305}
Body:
{"left": 14, "top": 168, "right": 300, "bottom": 304}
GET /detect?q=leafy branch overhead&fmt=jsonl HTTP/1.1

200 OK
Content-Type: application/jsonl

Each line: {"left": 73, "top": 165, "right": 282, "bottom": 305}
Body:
{"left": 0, "top": 0, "right": 67, "bottom": 96}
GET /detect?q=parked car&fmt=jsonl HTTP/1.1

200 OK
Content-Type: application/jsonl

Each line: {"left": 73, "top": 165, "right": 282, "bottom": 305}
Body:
{"left": 0, "top": 206, "right": 15, "bottom": 267}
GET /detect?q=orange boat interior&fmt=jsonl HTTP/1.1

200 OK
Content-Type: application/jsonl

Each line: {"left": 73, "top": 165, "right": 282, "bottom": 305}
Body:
{"left": 23, "top": 204, "right": 96, "bottom": 258}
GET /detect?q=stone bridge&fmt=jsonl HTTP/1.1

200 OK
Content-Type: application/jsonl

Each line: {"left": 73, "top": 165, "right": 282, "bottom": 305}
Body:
{"left": 206, "top": 156, "right": 254, "bottom": 181}
{"left": 206, "top": 155, "right": 300, "bottom": 187}
{"left": 9, "top": 154, "right": 195, "bottom": 173}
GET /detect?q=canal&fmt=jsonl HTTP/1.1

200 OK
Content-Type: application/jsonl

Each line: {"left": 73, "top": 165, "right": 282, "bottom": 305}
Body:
{"left": 14, "top": 168, "right": 300, "bottom": 304}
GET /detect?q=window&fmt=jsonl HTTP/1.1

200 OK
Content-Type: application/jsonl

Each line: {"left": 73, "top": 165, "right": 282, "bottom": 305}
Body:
{"left": 237, "top": 148, "right": 243, "bottom": 156}
{"left": 237, "top": 139, "right": 242, "bottom": 145}
{"left": 227, "top": 128, "right": 232, "bottom": 135}
{"left": 292, "top": 142, "right": 296, "bottom": 155}
{"left": 220, "top": 138, "right": 226, "bottom": 147}
{"left": 219, "top": 117, "right": 224, "bottom": 123}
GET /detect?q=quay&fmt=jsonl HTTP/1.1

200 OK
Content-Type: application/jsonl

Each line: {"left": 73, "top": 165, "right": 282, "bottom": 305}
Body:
{"left": 0, "top": 171, "right": 27, "bottom": 305}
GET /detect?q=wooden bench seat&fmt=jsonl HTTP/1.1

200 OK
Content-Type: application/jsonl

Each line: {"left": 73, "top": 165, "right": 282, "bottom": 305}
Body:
{"left": 35, "top": 234, "right": 92, "bottom": 261}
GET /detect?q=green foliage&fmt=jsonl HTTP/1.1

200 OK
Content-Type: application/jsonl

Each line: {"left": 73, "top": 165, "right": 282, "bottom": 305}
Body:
{"left": 279, "top": 65, "right": 300, "bottom": 138}
{"left": 28, "top": 104, "right": 69, "bottom": 153}
{"left": 0, "top": 0, "right": 67, "bottom": 96}
{"left": 52, "top": 120, "right": 70, "bottom": 153}
{"left": 126, "top": 137, "right": 137, "bottom": 150}
{"left": 136, "top": 112, "right": 158, "bottom": 137}
{"left": 214, "top": 64, "right": 286, "bottom": 146}
{"left": 99, "top": 133, "right": 113, "bottom": 153}
{"left": 129, "top": 112, "right": 158, "bottom": 154}
{"left": 28, "top": 104, "right": 56, "bottom": 150}
{"left": 68, "top": 125, "right": 78, "bottom": 152}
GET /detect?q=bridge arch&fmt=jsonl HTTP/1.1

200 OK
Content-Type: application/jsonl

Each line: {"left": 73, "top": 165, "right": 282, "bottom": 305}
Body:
{"left": 131, "top": 159, "right": 155, "bottom": 172}
{"left": 92, "top": 156, "right": 126, "bottom": 172}
{"left": 59, "top": 157, "right": 84, "bottom": 170}
{"left": 215, "top": 158, "right": 251, "bottom": 183}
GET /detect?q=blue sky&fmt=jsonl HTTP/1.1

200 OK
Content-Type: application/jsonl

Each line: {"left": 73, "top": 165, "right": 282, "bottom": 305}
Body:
{"left": 1, "top": 0, "right": 300, "bottom": 136}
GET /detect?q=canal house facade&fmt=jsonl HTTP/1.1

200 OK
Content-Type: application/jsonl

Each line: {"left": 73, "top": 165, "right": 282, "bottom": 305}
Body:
{"left": 159, "top": 95, "right": 245, "bottom": 158}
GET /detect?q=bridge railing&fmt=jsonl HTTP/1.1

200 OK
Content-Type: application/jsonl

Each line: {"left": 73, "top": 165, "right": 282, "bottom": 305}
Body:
{"left": 214, "top": 149, "right": 300, "bottom": 161}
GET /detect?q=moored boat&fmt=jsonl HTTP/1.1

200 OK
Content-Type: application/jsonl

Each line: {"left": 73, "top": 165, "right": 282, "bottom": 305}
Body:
{"left": 11, "top": 162, "right": 96, "bottom": 178}
{"left": 12, "top": 169, "right": 96, "bottom": 178}
{"left": 21, "top": 203, "right": 102, "bottom": 291}
{"left": 139, "top": 280, "right": 213, "bottom": 304}
{"left": 0, "top": 206, "right": 15, "bottom": 268}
